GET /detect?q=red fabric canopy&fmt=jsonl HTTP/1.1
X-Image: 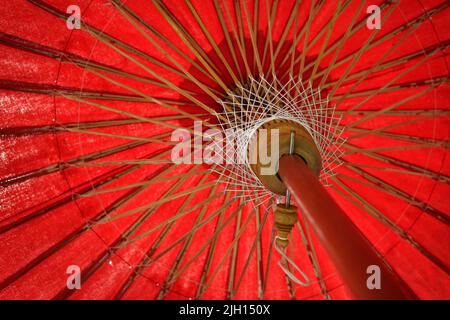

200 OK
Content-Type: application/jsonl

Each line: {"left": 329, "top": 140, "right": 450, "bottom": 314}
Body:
{"left": 0, "top": 0, "right": 449, "bottom": 299}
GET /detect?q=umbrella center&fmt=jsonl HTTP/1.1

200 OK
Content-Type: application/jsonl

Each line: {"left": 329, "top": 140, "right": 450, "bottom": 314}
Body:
{"left": 247, "top": 118, "right": 322, "bottom": 195}
{"left": 213, "top": 75, "right": 345, "bottom": 197}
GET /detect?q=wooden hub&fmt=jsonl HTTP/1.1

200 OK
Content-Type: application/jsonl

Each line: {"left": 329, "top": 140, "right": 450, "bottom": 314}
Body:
{"left": 274, "top": 203, "right": 298, "bottom": 248}
{"left": 248, "top": 119, "right": 321, "bottom": 195}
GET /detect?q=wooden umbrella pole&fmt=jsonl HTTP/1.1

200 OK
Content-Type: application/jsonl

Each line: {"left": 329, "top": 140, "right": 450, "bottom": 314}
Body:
{"left": 278, "top": 154, "right": 417, "bottom": 300}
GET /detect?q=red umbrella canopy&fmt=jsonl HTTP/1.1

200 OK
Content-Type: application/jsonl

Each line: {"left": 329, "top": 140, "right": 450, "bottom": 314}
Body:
{"left": 0, "top": 0, "right": 449, "bottom": 300}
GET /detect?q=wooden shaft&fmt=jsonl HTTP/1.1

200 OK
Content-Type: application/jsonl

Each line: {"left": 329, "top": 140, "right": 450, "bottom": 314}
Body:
{"left": 278, "top": 155, "right": 417, "bottom": 300}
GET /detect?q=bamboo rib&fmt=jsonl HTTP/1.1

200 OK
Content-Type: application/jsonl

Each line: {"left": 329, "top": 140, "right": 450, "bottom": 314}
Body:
{"left": 344, "top": 126, "right": 449, "bottom": 148}
{"left": 226, "top": 198, "right": 243, "bottom": 299}
{"left": 338, "top": 168, "right": 450, "bottom": 226}
{"left": 285, "top": 235, "right": 297, "bottom": 299}
{"left": 271, "top": 0, "right": 302, "bottom": 68}
{"left": 231, "top": 200, "right": 273, "bottom": 298}
{"left": 331, "top": 24, "right": 423, "bottom": 108}
{"left": 220, "top": 0, "right": 252, "bottom": 77}
{"left": 331, "top": 77, "right": 449, "bottom": 102}
{"left": 57, "top": 165, "right": 203, "bottom": 299}
{"left": 83, "top": 168, "right": 212, "bottom": 198}
{"left": 83, "top": 31, "right": 223, "bottom": 122}
{"left": 336, "top": 109, "right": 450, "bottom": 116}
{"left": 81, "top": 66, "right": 223, "bottom": 125}
{"left": 135, "top": 191, "right": 241, "bottom": 266}
{"left": 157, "top": 175, "right": 221, "bottom": 299}
{"left": 0, "top": 149, "right": 166, "bottom": 236}
{"left": 262, "top": 227, "right": 276, "bottom": 298}
{"left": 0, "top": 129, "right": 175, "bottom": 187}
{"left": 110, "top": 0, "right": 222, "bottom": 84}
{"left": 0, "top": 114, "right": 207, "bottom": 136}
{"left": 279, "top": 0, "right": 322, "bottom": 73}
{"left": 317, "top": 0, "right": 365, "bottom": 88}
{"left": 346, "top": 81, "right": 447, "bottom": 129}
{"left": 118, "top": 188, "right": 232, "bottom": 250}
{"left": 297, "top": 0, "right": 318, "bottom": 77}
{"left": 195, "top": 193, "right": 231, "bottom": 298}
{"left": 27, "top": 0, "right": 218, "bottom": 84}
{"left": 328, "top": 40, "right": 450, "bottom": 93}
{"left": 152, "top": 0, "right": 230, "bottom": 92}
{"left": 212, "top": 0, "right": 244, "bottom": 81}
{"left": 185, "top": 0, "right": 240, "bottom": 85}
{"left": 327, "top": 3, "right": 399, "bottom": 98}
{"left": 114, "top": 187, "right": 229, "bottom": 299}
{"left": 296, "top": 220, "right": 331, "bottom": 300}
{"left": 58, "top": 94, "right": 206, "bottom": 134}
{"left": 255, "top": 202, "right": 265, "bottom": 300}
{"left": 233, "top": 0, "right": 249, "bottom": 74}
{"left": 261, "top": 0, "right": 279, "bottom": 69}
{"left": 95, "top": 179, "right": 218, "bottom": 225}
{"left": 308, "top": 1, "right": 449, "bottom": 85}
{"left": 240, "top": 0, "right": 263, "bottom": 75}
{"left": 0, "top": 79, "right": 188, "bottom": 105}
{"left": 344, "top": 143, "right": 435, "bottom": 155}
{"left": 253, "top": 0, "right": 260, "bottom": 73}
{"left": 342, "top": 142, "right": 450, "bottom": 183}
{"left": 111, "top": 1, "right": 224, "bottom": 100}
{"left": 0, "top": 32, "right": 181, "bottom": 91}
{"left": 309, "top": 1, "right": 346, "bottom": 82}
{"left": 203, "top": 200, "right": 261, "bottom": 295}
{"left": 0, "top": 162, "right": 174, "bottom": 291}
{"left": 161, "top": 195, "right": 269, "bottom": 292}
{"left": 288, "top": 0, "right": 391, "bottom": 81}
